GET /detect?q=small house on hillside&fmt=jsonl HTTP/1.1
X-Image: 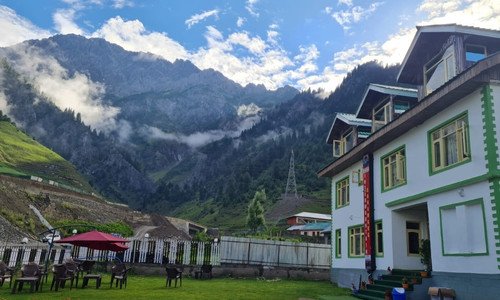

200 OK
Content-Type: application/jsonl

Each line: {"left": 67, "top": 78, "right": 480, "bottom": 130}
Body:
{"left": 286, "top": 212, "right": 331, "bottom": 225}
{"left": 318, "top": 24, "right": 500, "bottom": 299}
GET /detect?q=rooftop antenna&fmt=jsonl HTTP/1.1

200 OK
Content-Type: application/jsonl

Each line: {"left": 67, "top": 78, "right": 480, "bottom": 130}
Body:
{"left": 285, "top": 150, "right": 298, "bottom": 200}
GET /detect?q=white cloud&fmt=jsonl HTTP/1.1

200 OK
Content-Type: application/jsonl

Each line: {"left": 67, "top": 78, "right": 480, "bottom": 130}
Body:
{"left": 53, "top": 8, "right": 85, "bottom": 35}
{"left": 338, "top": 0, "right": 353, "bottom": 7}
{"left": 185, "top": 9, "right": 219, "bottom": 29}
{"left": 113, "top": 0, "right": 134, "bottom": 9}
{"left": 237, "top": 103, "right": 262, "bottom": 117}
{"left": 0, "top": 6, "right": 52, "bottom": 47}
{"left": 4, "top": 44, "right": 120, "bottom": 132}
{"left": 245, "top": 0, "right": 260, "bottom": 17}
{"left": 329, "top": 2, "right": 384, "bottom": 31}
{"left": 236, "top": 17, "right": 246, "bottom": 27}
{"left": 92, "top": 16, "right": 189, "bottom": 62}
{"left": 140, "top": 115, "right": 260, "bottom": 148}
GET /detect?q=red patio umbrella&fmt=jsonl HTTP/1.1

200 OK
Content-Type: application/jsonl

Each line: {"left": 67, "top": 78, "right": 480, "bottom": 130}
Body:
{"left": 55, "top": 230, "right": 130, "bottom": 251}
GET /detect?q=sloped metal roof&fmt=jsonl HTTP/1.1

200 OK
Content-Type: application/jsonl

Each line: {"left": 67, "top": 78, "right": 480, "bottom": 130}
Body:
{"left": 288, "top": 212, "right": 331, "bottom": 220}
{"left": 326, "top": 113, "right": 371, "bottom": 144}
{"left": 356, "top": 83, "right": 418, "bottom": 119}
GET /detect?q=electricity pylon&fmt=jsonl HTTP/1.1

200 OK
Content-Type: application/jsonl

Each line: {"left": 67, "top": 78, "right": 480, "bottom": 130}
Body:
{"left": 285, "top": 150, "right": 298, "bottom": 200}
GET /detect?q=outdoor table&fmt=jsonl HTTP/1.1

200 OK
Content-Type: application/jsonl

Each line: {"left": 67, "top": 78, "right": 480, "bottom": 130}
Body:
{"left": 11, "top": 277, "right": 41, "bottom": 294}
{"left": 81, "top": 274, "right": 102, "bottom": 289}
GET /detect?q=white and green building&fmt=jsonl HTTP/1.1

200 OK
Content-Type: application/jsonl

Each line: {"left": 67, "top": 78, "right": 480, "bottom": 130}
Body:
{"left": 318, "top": 24, "right": 500, "bottom": 299}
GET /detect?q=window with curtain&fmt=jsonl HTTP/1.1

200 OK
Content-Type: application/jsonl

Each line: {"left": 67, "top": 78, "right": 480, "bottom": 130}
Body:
{"left": 336, "top": 176, "right": 350, "bottom": 208}
{"left": 335, "top": 229, "right": 342, "bottom": 258}
{"left": 381, "top": 146, "right": 406, "bottom": 191}
{"left": 430, "top": 113, "right": 470, "bottom": 173}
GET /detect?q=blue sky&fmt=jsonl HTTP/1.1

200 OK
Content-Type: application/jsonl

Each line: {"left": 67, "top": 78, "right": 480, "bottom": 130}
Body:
{"left": 0, "top": 0, "right": 499, "bottom": 96}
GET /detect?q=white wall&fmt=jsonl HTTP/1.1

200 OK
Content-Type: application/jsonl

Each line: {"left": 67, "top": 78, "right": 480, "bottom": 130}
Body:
{"left": 425, "top": 181, "right": 498, "bottom": 274}
{"left": 373, "top": 88, "right": 487, "bottom": 205}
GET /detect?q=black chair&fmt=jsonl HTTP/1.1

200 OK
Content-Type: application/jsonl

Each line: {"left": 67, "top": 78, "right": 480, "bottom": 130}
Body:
{"left": 0, "top": 261, "right": 14, "bottom": 288}
{"left": 50, "top": 264, "right": 74, "bottom": 291}
{"left": 166, "top": 266, "right": 182, "bottom": 287}
{"left": 11, "top": 263, "right": 42, "bottom": 294}
{"left": 65, "top": 261, "right": 80, "bottom": 288}
{"left": 110, "top": 264, "right": 130, "bottom": 289}
{"left": 200, "top": 265, "right": 213, "bottom": 279}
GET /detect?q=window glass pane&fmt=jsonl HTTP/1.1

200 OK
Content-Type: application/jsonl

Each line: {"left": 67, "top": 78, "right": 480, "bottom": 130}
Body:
{"left": 466, "top": 45, "right": 486, "bottom": 62}
{"left": 406, "top": 222, "right": 420, "bottom": 230}
{"left": 408, "top": 232, "right": 420, "bottom": 254}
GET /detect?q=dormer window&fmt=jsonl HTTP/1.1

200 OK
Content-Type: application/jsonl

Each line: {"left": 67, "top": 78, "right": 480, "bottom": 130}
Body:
{"left": 424, "top": 44, "right": 456, "bottom": 95}
{"left": 372, "top": 102, "right": 392, "bottom": 132}
{"left": 333, "top": 129, "right": 354, "bottom": 157}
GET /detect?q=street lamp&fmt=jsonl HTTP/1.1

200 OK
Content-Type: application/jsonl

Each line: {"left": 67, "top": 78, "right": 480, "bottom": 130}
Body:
{"left": 144, "top": 233, "right": 150, "bottom": 239}
{"left": 72, "top": 229, "right": 78, "bottom": 235}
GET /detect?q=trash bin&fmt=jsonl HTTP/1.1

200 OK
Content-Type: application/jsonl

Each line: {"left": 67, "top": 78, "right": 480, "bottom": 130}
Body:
{"left": 392, "top": 287, "right": 406, "bottom": 300}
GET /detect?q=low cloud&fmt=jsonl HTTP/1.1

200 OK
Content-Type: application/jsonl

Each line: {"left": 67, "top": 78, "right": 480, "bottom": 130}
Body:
{"left": 140, "top": 115, "right": 260, "bottom": 148}
{"left": 4, "top": 44, "right": 120, "bottom": 132}
{"left": 185, "top": 9, "right": 219, "bottom": 29}
{"left": 237, "top": 103, "right": 262, "bottom": 117}
{"left": 256, "top": 126, "right": 293, "bottom": 143}
{"left": 236, "top": 17, "right": 245, "bottom": 27}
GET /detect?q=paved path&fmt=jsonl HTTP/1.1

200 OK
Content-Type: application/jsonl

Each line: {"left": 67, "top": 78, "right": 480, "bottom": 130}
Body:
{"left": 29, "top": 204, "right": 53, "bottom": 230}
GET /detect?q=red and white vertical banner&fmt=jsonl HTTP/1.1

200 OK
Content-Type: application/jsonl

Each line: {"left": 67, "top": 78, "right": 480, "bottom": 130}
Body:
{"left": 363, "top": 154, "right": 375, "bottom": 273}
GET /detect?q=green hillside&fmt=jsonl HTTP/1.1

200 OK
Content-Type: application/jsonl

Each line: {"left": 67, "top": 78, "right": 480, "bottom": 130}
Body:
{"left": 0, "top": 119, "right": 93, "bottom": 192}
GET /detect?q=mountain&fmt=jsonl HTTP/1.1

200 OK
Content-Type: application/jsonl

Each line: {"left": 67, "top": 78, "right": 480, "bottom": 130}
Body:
{"left": 147, "top": 62, "right": 401, "bottom": 228}
{"left": 0, "top": 33, "right": 400, "bottom": 229}
{"left": 0, "top": 116, "right": 92, "bottom": 192}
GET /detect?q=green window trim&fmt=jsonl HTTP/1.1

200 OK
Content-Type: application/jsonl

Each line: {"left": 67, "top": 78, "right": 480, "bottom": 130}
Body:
{"left": 335, "top": 175, "right": 350, "bottom": 209}
{"left": 347, "top": 224, "right": 364, "bottom": 258}
{"left": 439, "top": 198, "right": 489, "bottom": 256}
{"left": 335, "top": 229, "right": 342, "bottom": 258}
{"left": 380, "top": 145, "right": 407, "bottom": 192}
{"left": 375, "top": 220, "right": 384, "bottom": 257}
{"left": 427, "top": 111, "right": 471, "bottom": 176}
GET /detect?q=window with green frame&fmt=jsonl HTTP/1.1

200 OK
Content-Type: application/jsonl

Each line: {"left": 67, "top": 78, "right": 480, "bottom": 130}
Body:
{"left": 375, "top": 221, "right": 383, "bottom": 256}
{"left": 336, "top": 176, "right": 350, "bottom": 208}
{"left": 348, "top": 225, "right": 364, "bottom": 257}
{"left": 335, "top": 229, "right": 341, "bottom": 258}
{"left": 381, "top": 146, "right": 406, "bottom": 191}
{"left": 428, "top": 113, "right": 470, "bottom": 174}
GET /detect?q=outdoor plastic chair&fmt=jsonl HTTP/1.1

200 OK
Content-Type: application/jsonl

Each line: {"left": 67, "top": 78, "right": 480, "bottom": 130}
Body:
{"left": 50, "top": 264, "right": 74, "bottom": 291}
{"left": 0, "top": 261, "right": 14, "bottom": 288}
{"left": 110, "top": 263, "right": 130, "bottom": 289}
{"left": 166, "top": 266, "right": 182, "bottom": 287}
{"left": 11, "top": 263, "right": 42, "bottom": 294}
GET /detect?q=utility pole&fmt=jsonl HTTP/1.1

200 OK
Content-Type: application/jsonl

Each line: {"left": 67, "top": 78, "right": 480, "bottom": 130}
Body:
{"left": 285, "top": 150, "right": 298, "bottom": 200}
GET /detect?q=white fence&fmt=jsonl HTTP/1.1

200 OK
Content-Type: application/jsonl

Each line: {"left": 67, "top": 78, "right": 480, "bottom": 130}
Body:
{"left": 0, "top": 236, "right": 330, "bottom": 269}
{"left": 219, "top": 236, "right": 331, "bottom": 269}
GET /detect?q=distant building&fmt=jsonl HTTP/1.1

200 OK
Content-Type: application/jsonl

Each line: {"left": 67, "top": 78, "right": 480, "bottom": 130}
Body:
{"left": 318, "top": 24, "right": 500, "bottom": 298}
{"left": 287, "top": 222, "right": 330, "bottom": 237}
{"left": 286, "top": 212, "right": 331, "bottom": 226}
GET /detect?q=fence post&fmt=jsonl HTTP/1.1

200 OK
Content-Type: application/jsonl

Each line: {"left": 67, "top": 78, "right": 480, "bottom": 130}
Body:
{"left": 247, "top": 241, "right": 251, "bottom": 265}
{"left": 277, "top": 244, "right": 280, "bottom": 267}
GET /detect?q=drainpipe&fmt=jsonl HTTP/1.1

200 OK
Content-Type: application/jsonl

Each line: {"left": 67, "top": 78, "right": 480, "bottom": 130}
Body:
{"left": 362, "top": 153, "right": 376, "bottom": 274}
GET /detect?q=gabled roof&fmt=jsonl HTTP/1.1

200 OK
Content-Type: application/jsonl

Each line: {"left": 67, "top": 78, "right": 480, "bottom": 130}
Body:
{"left": 287, "top": 212, "right": 331, "bottom": 220}
{"left": 398, "top": 24, "right": 500, "bottom": 85}
{"left": 326, "top": 113, "right": 371, "bottom": 144}
{"left": 356, "top": 84, "right": 418, "bottom": 119}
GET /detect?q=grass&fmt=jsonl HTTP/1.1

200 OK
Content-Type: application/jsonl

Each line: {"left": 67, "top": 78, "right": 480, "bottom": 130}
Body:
{"left": 0, "top": 274, "right": 355, "bottom": 300}
{"left": 0, "top": 121, "right": 92, "bottom": 191}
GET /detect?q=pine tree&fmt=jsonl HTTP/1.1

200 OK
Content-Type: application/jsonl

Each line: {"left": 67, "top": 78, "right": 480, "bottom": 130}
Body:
{"left": 246, "top": 189, "right": 267, "bottom": 233}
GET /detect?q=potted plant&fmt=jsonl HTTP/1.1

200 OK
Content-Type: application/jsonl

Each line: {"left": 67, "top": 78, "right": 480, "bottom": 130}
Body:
{"left": 402, "top": 277, "right": 409, "bottom": 289}
{"left": 384, "top": 289, "right": 392, "bottom": 300}
{"left": 419, "top": 239, "right": 431, "bottom": 277}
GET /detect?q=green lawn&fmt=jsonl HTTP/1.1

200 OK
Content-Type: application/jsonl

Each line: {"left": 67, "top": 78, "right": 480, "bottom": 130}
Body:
{"left": 0, "top": 275, "right": 355, "bottom": 300}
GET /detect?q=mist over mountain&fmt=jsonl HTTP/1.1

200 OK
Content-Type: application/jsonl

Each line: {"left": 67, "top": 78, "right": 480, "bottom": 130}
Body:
{"left": 0, "top": 33, "right": 399, "bottom": 227}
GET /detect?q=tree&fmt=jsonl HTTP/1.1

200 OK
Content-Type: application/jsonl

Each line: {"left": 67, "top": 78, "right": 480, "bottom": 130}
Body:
{"left": 246, "top": 189, "right": 267, "bottom": 233}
